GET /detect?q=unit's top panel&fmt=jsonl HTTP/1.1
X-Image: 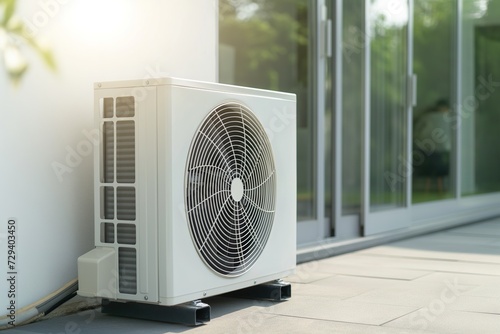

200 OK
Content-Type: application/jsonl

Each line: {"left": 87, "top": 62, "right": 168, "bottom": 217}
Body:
{"left": 94, "top": 77, "right": 296, "bottom": 102}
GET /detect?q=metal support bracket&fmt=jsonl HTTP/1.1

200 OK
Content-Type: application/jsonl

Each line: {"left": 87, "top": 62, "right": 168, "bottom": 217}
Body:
{"left": 226, "top": 280, "right": 292, "bottom": 301}
{"left": 101, "top": 299, "right": 210, "bottom": 326}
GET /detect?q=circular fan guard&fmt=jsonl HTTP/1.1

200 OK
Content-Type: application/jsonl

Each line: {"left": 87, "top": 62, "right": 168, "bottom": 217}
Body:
{"left": 185, "top": 102, "right": 276, "bottom": 277}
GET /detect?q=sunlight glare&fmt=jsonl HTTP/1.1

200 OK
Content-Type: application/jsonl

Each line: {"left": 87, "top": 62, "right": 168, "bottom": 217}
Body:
{"left": 64, "top": 0, "right": 134, "bottom": 43}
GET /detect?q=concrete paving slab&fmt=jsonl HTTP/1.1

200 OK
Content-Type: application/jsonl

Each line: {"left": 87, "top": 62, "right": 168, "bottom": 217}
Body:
{"left": 310, "top": 274, "right": 410, "bottom": 292}
{"left": 384, "top": 309, "right": 500, "bottom": 334}
{"left": 360, "top": 245, "right": 500, "bottom": 264}
{"left": 214, "top": 314, "right": 442, "bottom": 334}
{"left": 464, "top": 285, "right": 500, "bottom": 298}
{"left": 344, "top": 277, "right": 476, "bottom": 306}
{"left": 312, "top": 261, "right": 431, "bottom": 280}
{"left": 284, "top": 264, "right": 334, "bottom": 284}
{"left": 264, "top": 294, "right": 418, "bottom": 326}
{"left": 345, "top": 287, "right": 439, "bottom": 308}
{"left": 413, "top": 272, "right": 500, "bottom": 286}
{"left": 449, "top": 295, "right": 500, "bottom": 314}
{"left": 291, "top": 282, "right": 364, "bottom": 300}
{"left": 5, "top": 218, "right": 500, "bottom": 333}
{"left": 5, "top": 311, "right": 185, "bottom": 334}
{"left": 329, "top": 253, "right": 500, "bottom": 276}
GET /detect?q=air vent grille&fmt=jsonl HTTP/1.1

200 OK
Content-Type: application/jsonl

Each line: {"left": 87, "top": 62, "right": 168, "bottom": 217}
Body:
{"left": 118, "top": 247, "right": 137, "bottom": 294}
{"left": 186, "top": 103, "right": 276, "bottom": 277}
{"left": 99, "top": 96, "right": 137, "bottom": 294}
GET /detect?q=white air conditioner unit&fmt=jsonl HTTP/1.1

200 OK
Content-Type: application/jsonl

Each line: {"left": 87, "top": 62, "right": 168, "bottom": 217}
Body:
{"left": 77, "top": 77, "right": 296, "bottom": 308}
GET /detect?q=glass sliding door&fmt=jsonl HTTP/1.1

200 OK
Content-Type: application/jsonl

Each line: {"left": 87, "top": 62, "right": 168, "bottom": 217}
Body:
{"left": 473, "top": 25, "right": 500, "bottom": 193}
{"left": 342, "top": 0, "right": 364, "bottom": 216}
{"left": 412, "top": 0, "right": 456, "bottom": 203}
{"left": 362, "top": 0, "right": 413, "bottom": 235}
{"left": 461, "top": 1, "right": 500, "bottom": 196}
{"left": 219, "top": 0, "right": 328, "bottom": 243}
{"left": 219, "top": 0, "right": 315, "bottom": 220}
{"left": 369, "top": 0, "right": 409, "bottom": 211}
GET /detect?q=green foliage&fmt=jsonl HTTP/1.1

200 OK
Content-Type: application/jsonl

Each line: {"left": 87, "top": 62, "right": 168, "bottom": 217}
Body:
{"left": 219, "top": 0, "right": 308, "bottom": 92}
{"left": 413, "top": 0, "right": 454, "bottom": 113}
{"left": 0, "top": 0, "right": 56, "bottom": 85}
{"left": 1, "top": 0, "right": 15, "bottom": 25}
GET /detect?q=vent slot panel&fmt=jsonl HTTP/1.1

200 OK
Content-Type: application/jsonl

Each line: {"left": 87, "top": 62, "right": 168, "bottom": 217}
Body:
{"left": 117, "top": 187, "right": 136, "bottom": 220}
{"left": 116, "top": 120, "right": 136, "bottom": 183}
{"left": 102, "top": 122, "right": 114, "bottom": 183}
{"left": 102, "top": 186, "right": 114, "bottom": 219}
{"left": 117, "top": 224, "right": 136, "bottom": 245}
{"left": 118, "top": 247, "right": 137, "bottom": 294}
{"left": 101, "top": 222, "right": 114, "bottom": 243}
{"left": 116, "top": 96, "right": 135, "bottom": 117}
{"left": 98, "top": 96, "right": 138, "bottom": 296}
{"left": 102, "top": 97, "right": 114, "bottom": 118}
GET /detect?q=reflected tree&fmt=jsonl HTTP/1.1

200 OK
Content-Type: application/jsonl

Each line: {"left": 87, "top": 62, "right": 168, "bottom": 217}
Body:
{"left": 219, "top": 0, "right": 308, "bottom": 96}
{"left": 413, "top": 0, "right": 454, "bottom": 114}
{"left": 220, "top": 0, "right": 315, "bottom": 220}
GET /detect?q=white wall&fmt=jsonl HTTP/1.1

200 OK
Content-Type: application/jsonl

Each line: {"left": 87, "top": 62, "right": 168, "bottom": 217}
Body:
{"left": 0, "top": 0, "right": 217, "bottom": 312}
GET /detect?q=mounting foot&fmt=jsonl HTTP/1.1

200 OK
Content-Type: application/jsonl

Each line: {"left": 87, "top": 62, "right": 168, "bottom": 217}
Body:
{"left": 227, "top": 280, "right": 291, "bottom": 301}
{"left": 101, "top": 299, "right": 210, "bottom": 326}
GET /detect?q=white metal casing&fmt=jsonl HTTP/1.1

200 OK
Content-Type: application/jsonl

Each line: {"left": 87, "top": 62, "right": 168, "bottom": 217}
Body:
{"left": 78, "top": 77, "right": 296, "bottom": 305}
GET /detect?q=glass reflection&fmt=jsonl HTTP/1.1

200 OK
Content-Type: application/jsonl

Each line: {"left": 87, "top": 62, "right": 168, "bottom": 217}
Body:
{"left": 461, "top": 1, "right": 500, "bottom": 196}
{"left": 369, "top": 0, "right": 408, "bottom": 211}
{"left": 342, "top": 0, "right": 364, "bottom": 215}
{"left": 219, "top": 0, "right": 315, "bottom": 220}
{"left": 412, "top": 0, "right": 455, "bottom": 203}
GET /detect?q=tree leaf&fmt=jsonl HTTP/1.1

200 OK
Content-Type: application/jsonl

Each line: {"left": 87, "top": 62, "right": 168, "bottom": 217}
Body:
{"left": 7, "top": 62, "right": 27, "bottom": 85}
{"left": 38, "top": 47, "right": 56, "bottom": 71}
{"left": 1, "top": 0, "right": 16, "bottom": 26}
{"left": 13, "top": 22, "right": 57, "bottom": 71}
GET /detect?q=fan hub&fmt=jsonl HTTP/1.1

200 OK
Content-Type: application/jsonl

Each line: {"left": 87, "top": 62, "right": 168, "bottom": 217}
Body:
{"left": 231, "top": 178, "right": 244, "bottom": 202}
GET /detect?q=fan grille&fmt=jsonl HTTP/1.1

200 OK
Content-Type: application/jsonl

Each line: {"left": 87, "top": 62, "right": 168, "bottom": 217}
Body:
{"left": 185, "top": 102, "right": 276, "bottom": 277}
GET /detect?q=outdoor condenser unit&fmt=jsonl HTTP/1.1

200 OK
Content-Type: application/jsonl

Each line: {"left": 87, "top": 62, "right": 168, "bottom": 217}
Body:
{"left": 77, "top": 77, "right": 296, "bottom": 320}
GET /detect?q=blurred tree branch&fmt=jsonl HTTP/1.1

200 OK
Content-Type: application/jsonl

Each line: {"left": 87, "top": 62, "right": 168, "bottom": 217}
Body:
{"left": 0, "top": 0, "right": 56, "bottom": 85}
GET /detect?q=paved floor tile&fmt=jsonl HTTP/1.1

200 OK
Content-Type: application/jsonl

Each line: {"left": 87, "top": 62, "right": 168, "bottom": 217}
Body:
{"left": 345, "top": 287, "right": 447, "bottom": 308}
{"left": 345, "top": 278, "right": 476, "bottom": 306}
{"left": 413, "top": 272, "right": 500, "bottom": 286}
{"left": 5, "top": 312, "right": 184, "bottom": 334}
{"left": 313, "top": 261, "right": 431, "bottom": 280}
{"left": 284, "top": 265, "right": 334, "bottom": 284}
{"left": 332, "top": 253, "right": 500, "bottom": 276}
{"left": 6, "top": 218, "right": 500, "bottom": 333}
{"left": 264, "top": 295, "right": 418, "bottom": 326}
{"left": 311, "top": 274, "right": 409, "bottom": 293}
{"left": 449, "top": 295, "right": 500, "bottom": 314}
{"left": 290, "top": 282, "right": 365, "bottom": 300}
{"left": 361, "top": 244, "right": 500, "bottom": 264}
{"left": 464, "top": 285, "right": 500, "bottom": 298}
{"left": 384, "top": 309, "right": 500, "bottom": 334}
{"left": 214, "top": 315, "right": 442, "bottom": 334}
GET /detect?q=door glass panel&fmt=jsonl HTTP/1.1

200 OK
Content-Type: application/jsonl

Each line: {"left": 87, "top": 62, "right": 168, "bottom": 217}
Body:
{"left": 219, "top": 0, "right": 316, "bottom": 220}
{"left": 369, "top": 0, "right": 409, "bottom": 212}
{"left": 325, "top": 0, "right": 334, "bottom": 226}
{"left": 462, "top": 1, "right": 500, "bottom": 196}
{"left": 342, "top": 0, "right": 365, "bottom": 215}
{"left": 412, "top": 0, "right": 455, "bottom": 203}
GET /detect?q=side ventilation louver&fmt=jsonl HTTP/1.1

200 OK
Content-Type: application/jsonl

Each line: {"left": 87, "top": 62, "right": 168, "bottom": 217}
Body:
{"left": 100, "top": 96, "right": 137, "bottom": 295}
